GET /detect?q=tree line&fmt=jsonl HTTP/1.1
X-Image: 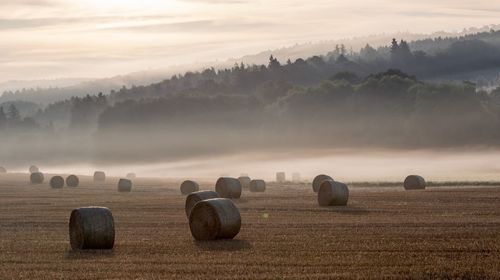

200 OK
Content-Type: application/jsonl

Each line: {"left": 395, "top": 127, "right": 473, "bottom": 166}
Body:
{"left": 2, "top": 34, "right": 500, "bottom": 155}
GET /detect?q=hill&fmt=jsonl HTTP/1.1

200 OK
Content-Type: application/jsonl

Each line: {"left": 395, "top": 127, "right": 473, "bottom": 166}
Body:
{"left": 3, "top": 25, "right": 500, "bottom": 106}
{"left": 2, "top": 29, "right": 500, "bottom": 164}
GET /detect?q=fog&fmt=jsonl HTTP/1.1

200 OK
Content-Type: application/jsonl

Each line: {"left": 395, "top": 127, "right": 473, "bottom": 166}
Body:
{"left": 4, "top": 148, "right": 500, "bottom": 182}
{"left": 1, "top": 61, "right": 500, "bottom": 182}
{"left": 2, "top": 4, "right": 500, "bottom": 184}
{"left": 1, "top": 115, "right": 499, "bottom": 182}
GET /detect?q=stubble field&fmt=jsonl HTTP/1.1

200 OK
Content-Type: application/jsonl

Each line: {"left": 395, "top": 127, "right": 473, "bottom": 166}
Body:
{"left": 0, "top": 173, "right": 499, "bottom": 279}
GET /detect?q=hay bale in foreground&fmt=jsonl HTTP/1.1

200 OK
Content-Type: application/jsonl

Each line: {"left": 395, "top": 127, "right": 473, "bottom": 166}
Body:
{"left": 189, "top": 198, "right": 241, "bottom": 241}
{"left": 185, "top": 190, "right": 219, "bottom": 217}
{"left": 126, "top": 173, "right": 136, "bottom": 179}
{"left": 93, "top": 171, "right": 106, "bottom": 182}
{"left": 0, "top": 167, "right": 6, "bottom": 173}
{"left": 50, "top": 176, "right": 65, "bottom": 189}
{"left": 30, "top": 172, "right": 44, "bottom": 184}
{"left": 29, "top": 165, "right": 39, "bottom": 174}
{"left": 66, "top": 175, "right": 80, "bottom": 187}
{"left": 249, "top": 179, "right": 266, "bottom": 192}
{"left": 238, "top": 176, "right": 251, "bottom": 189}
{"left": 404, "top": 175, "right": 426, "bottom": 190}
{"left": 318, "top": 180, "right": 349, "bottom": 206}
{"left": 215, "top": 177, "right": 242, "bottom": 199}
{"left": 69, "top": 207, "right": 115, "bottom": 250}
{"left": 276, "top": 172, "right": 286, "bottom": 183}
{"left": 180, "top": 180, "right": 200, "bottom": 195}
{"left": 312, "top": 174, "right": 333, "bottom": 193}
{"left": 117, "top": 179, "right": 132, "bottom": 192}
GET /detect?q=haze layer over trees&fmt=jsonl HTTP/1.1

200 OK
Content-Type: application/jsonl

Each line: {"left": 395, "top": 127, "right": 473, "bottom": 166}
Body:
{"left": 2, "top": 31, "right": 500, "bottom": 165}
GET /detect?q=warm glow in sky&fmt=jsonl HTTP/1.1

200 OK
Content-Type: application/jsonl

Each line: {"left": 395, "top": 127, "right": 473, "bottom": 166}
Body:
{"left": 1, "top": 0, "right": 499, "bottom": 82}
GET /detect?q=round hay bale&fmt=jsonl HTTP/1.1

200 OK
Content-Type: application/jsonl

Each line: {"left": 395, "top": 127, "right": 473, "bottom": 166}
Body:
{"left": 93, "top": 171, "right": 106, "bottom": 182}
{"left": 189, "top": 198, "right": 241, "bottom": 241}
{"left": 249, "top": 179, "right": 266, "bottom": 192}
{"left": 318, "top": 180, "right": 349, "bottom": 206}
{"left": 126, "top": 173, "right": 136, "bottom": 179}
{"left": 238, "top": 176, "right": 251, "bottom": 189}
{"left": 117, "top": 178, "right": 132, "bottom": 192}
{"left": 276, "top": 172, "right": 286, "bottom": 183}
{"left": 185, "top": 190, "right": 220, "bottom": 217}
{"left": 30, "top": 172, "right": 44, "bottom": 184}
{"left": 69, "top": 207, "right": 115, "bottom": 250}
{"left": 404, "top": 175, "right": 426, "bottom": 190}
{"left": 292, "top": 172, "right": 301, "bottom": 183}
{"left": 312, "top": 174, "right": 333, "bottom": 193}
{"left": 180, "top": 180, "right": 200, "bottom": 195}
{"left": 66, "top": 175, "right": 80, "bottom": 188}
{"left": 215, "top": 177, "right": 242, "bottom": 199}
{"left": 50, "top": 176, "right": 65, "bottom": 189}
{"left": 29, "top": 165, "right": 39, "bottom": 173}
{"left": 0, "top": 167, "right": 6, "bottom": 173}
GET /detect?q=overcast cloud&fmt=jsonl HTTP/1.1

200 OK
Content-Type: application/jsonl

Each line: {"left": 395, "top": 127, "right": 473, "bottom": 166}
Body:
{"left": 0, "top": 0, "right": 499, "bottom": 82}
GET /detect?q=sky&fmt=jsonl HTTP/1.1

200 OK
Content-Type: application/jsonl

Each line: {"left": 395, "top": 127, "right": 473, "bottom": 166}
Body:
{"left": 0, "top": 0, "right": 499, "bottom": 83}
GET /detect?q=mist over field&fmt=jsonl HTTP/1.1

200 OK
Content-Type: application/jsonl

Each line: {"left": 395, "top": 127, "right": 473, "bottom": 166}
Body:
{"left": 3, "top": 36, "right": 500, "bottom": 179}
{"left": 8, "top": 149, "right": 499, "bottom": 182}
{"left": 1, "top": 1, "right": 500, "bottom": 182}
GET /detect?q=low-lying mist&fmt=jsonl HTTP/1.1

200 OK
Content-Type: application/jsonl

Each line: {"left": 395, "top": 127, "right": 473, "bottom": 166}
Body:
{"left": 3, "top": 141, "right": 499, "bottom": 182}
{"left": 2, "top": 44, "right": 500, "bottom": 182}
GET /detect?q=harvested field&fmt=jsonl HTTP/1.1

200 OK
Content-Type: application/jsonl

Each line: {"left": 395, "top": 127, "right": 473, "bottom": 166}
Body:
{"left": 0, "top": 173, "right": 499, "bottom": 279}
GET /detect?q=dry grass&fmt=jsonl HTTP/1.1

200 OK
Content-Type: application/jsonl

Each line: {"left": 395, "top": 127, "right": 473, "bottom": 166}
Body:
{"left": 0, "top": 173, "right": 499, "bottom": 279}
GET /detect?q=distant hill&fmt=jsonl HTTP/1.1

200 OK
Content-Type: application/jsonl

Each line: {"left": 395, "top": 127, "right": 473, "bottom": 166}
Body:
{"left": 2, "top": 24, "right": 500, "bottom": 106}
{"left": 2, "top": 26, "right": 500, "bottom": 164}
{"left": 0, "top": 78, "right": 92, "bottom": 93}
{"left": 227, "top": 24, "right": 500, "bottom": 66}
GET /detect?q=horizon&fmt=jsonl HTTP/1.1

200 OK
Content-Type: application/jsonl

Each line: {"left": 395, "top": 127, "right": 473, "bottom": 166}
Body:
{"left": 1, "top": 0, "right": 500, "bottom": 83}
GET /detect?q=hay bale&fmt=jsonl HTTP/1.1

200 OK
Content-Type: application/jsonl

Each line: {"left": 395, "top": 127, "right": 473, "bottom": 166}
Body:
{"left": 93, "top": 171, "right": 106, "bottom": 182}
{"left": 29, "top": 165, "right": 39, "bottom": 173}
{"left": 238, "top": 176, "right": 251, "bottom": 189}
{"left": 292, "top": 172, "right": 301, "bottom": 183}
{"left": 50, "top": 176, "right": 65, "bottom": 189}
{"left": 66, "top": 175, "right": 80, "bottom": 187}
{"left": 30, "top": 172, "right": 44, "bottom": 184}
{"left": 0, "top": 167, "right": 6, "bottom": 173}
{"left": 69, "top": 207, "right": 115, "bottom": 250}
{"left": 185, "top": 190, "right": 220, "bottom": 217}
{"left": 180, "top": 180, "right": 200, "bottom": 195}
{"left": 404, "top": 175, "right": 426, "bottom": 190}
{"left": 312, "top": 174, "right": 333, "bottom": 193}
{"left": 276, "top": 172, "right": 286, "bottom": 183}
{"left": 189, "top": 198, "right": 241, "bottom": 240}
{"left": 215, "top": 177, "right": 242, "bottom": 199}
{"left": 249, "top": 179, "right": 266, "bottom": 192}
{"left": 318, "top": 180, "right": 349, "bottom": 206}
{"left": 118, "top": 179, "right": 132, "bottom": 192}
{"left": 126, "top": 173, "right": 136, "bottom": 179}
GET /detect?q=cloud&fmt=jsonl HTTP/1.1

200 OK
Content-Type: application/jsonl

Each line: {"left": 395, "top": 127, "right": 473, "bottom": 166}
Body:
{"left": 400, "top": 11, "right": 487, "bottom": 19}
{"left": 0, "top": 18, "right": 62, "bottom": 29}
{"left": 0, "top": 15, "right": 179, "bottom": 30}
{"left": 1, "top": 0, "right": 500, "bottom": 83}
{"left": 180, "top": 0, "right": 248, "bottom": 3}
{"left": 0, "top": 0, "right": 59, "bottom": 7}
{"left": 100, "top": 19, "right": 278, "bottom": 33}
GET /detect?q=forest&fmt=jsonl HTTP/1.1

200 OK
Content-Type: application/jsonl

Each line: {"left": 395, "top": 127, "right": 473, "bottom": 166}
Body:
{"left": 1, "top": 32, "right": 500, "bottom": 163}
